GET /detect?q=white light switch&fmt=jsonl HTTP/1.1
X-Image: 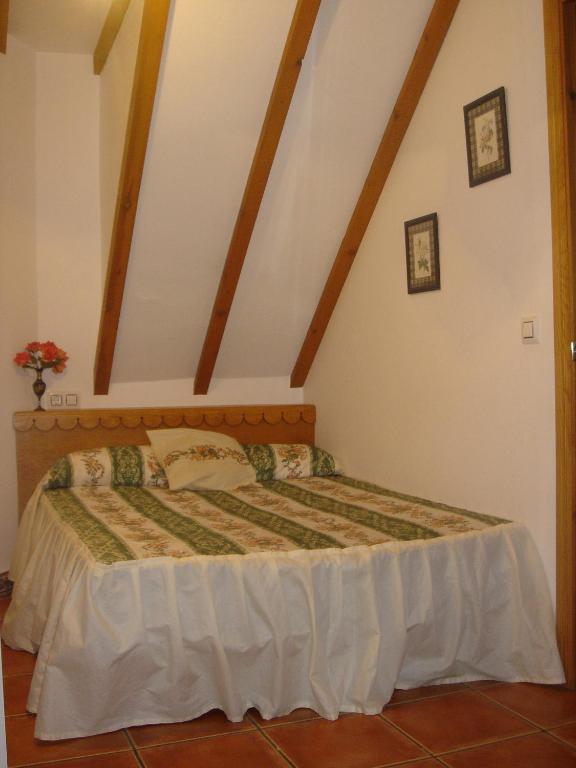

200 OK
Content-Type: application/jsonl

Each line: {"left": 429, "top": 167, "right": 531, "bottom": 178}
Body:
{"left": 522, "top": 320, "right": 534, "bottom": 339}
{"left": 46, "top": 391, "right": 80, "bottom": 409}
{"left": 521, "top": 317, "right": 539, "bottom": 344}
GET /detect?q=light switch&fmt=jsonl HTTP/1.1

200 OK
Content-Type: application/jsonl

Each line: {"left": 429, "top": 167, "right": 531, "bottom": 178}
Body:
{"left": 522, "top": 320, "right": 534, "bottom": 340}
{"left": 521, "top": 317, "right": 539, "bottom": 344}
{"left": 65, "top": 393, "right": 78, "bottom": 407}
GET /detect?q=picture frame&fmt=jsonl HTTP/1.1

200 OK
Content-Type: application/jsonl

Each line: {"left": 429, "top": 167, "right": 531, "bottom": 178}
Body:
{"left": 463, "top": 86, "right": 510, "bottom": 187}
{"left": 404, "top": 212, "right": 440, "bottom": 294}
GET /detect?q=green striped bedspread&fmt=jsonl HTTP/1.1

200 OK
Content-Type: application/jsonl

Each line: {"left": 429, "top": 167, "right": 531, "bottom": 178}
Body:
{"left": 43, "top": 476, "right": 509, "bottom": 565}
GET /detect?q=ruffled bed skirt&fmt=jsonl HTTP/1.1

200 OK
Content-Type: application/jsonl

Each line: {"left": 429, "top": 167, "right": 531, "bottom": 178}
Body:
{"left": 2, "top": 490, "right": 565, "bottom": 740}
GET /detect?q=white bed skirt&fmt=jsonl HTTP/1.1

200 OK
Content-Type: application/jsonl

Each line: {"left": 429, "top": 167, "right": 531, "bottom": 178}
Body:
{"left": 2, "top": 493, "right": 565, "bottom": 740}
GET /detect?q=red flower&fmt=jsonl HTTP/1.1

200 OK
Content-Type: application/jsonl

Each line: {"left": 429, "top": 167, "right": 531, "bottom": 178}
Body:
{"left": 13, "top": 341, "right": 68, "bottom": 373}
{"left": 40, "top": 341, "right": 59, "bottom": 362}
{"left": 14, "top": 351, "right": 31, "bottom": 367}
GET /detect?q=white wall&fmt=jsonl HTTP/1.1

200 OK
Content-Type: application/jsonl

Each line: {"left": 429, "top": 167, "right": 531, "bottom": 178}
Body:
{"left": 35, "top": 53, "right": 103, "bottom": 402}
{"left": 0, "top": 36, "right": 38, "bottom": 572}
{"left": 304, "top": 0, "right": 557, "bottom": 593}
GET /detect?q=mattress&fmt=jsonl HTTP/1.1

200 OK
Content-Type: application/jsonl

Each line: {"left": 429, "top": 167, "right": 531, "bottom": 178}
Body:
{"left": 2, "top": 475, "right": 565, "bottom": 740}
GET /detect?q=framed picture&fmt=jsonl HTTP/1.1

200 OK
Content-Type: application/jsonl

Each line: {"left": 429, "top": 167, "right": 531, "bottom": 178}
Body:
{"left": 463, "top": 86, "right": 510, "bottom": 187}
{"left": 404, "top": 212, "right": 440, "bottom": 294}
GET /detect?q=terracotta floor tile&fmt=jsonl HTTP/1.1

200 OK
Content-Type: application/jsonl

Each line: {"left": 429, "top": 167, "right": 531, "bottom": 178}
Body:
{"left": 0, "top": 597, "right": 11, "bottom": 624}
{"left": 383, "top": 690, "right": 535, "bottom": 753}
{"left": 249, "top": 707, "right": 321, "bottom": 726}
{"left": 398, "top": 762, "right": 443, "bottom": 767}
{"left": 440, "top": 732, "right": 576, "bottom": 767}
{"left": 3, "top": 674, "right": 32, "bottom": 715}
{"left": 550, "top": 722, "right": 576, "bottom": 748}
{"left": 139, "top": 730, "right": 288, "bottom": 768}
{"left": 2, "top": 644, "right": 36, "bottom": 677}
{"left": 6, "top": 714, "right": 131, "bottom": 767}
{"left": 129, "top": 709, "right": 255, "bottom": 747}
{"left": 19, "top": 753, "right": 141, "bottom": 768}
{"left": 266, "top": 713, "right": 426, "bottom": 768}
{"left": 465, "top": 680, "right": 504, "bottom": 690}
{"left": 388, "top": 683, "right": 467, "bottom": 705}
{"left": 482, "top": 683, "right": 576, "bottom": 727}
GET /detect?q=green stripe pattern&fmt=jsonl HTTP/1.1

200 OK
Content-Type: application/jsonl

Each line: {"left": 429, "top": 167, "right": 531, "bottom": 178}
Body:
{"left": 330, "top": 475, "right": 509, "bottom": 526}
{"left": 311, "top": 446, "right": 338, "bottom": 476}
{"left": 264, "top": 480, "right": 440, "bottom": 541}
{"left": 115, "top": 487, "right": 246, "bottom": 556}
{"left": 45, "top": 489, "right": 135, "bottom": 564}
{"left": 109, "top": 446, "right": 145, "bottom": 487}
{"left": 195, "top": 489, "right": 344, "bottom": 550}
{"left": 45, "top": 456, "right": 73, "bottom": 489}
{"left": 243, "top": 444, "right": 277, "bottom": 481}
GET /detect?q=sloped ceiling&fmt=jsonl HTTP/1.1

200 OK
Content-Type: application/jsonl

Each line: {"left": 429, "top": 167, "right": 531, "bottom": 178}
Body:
{"left": 110, "top": 0, "right": 436, "bottom": 384}
{"left": 9, "top": 0, "right": 110, "bottom": 53}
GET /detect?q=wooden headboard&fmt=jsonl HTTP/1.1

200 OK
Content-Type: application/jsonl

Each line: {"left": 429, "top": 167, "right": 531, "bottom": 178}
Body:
{"left": 13, "top": 404, "right": 315, "bottom": 516}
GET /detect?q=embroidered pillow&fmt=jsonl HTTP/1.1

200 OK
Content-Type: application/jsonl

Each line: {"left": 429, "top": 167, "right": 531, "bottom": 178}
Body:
{"left": 243, "top": 444, "right": 341, "bottom": 482}
{"left": 43, "top": 445, "right": 168, "bottom": 489}
{"left": 147, "top": 428, "right": 256, "bottom": 491}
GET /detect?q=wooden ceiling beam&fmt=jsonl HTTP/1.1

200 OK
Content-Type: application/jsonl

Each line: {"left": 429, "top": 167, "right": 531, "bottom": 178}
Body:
{"left": 94, "top": 0, "right": 132, "bottom": 75}
{"left": 94, "top": 0, "right": 171, "bottom": 395}
{"left": 193, "top": 0, "right": 322, "bottom": 395}
{"left": 290, "top": 0, "right": 460, "bottom": 388}
{"left": 0, "top": 0, "right": 9, "bottom": 54}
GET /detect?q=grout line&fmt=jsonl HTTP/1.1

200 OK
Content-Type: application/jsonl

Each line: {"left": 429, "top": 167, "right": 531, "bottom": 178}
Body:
{"left": 378, "top": 712, "right": 435, "bottom": 757}
{"left": 434, "top": 730, "right": 546, "bottom": 758}
{"left": 372, "top": 757, "right": 444, "bottom": 768}
{"left": 4, "top": 714, "right": 133, "bottom": 768}
{"left": 474, "top": 686, "right": 556, "bottom": 730}
{"left": 2, "top": 672, "right": 36, "bottom": 679}
{"left": 248, "top": 716, "right": 298, "bottom": 768}
{"left": 7, "top": 747, "right": 134, "bottom": 768}
{"left": 385, "top": 685, "right": 475, "bottom": 709}
{"left": 126, "top": 725, "right": 263, "bottom": 752}
{"left": 124, "top": 728, "right": 147, "bottom": 768}
{"left": 543, "top": 728, "right": 576, "bottom": 751}
{"left": 245, "top": 712, "right": 319, "bottom": 730}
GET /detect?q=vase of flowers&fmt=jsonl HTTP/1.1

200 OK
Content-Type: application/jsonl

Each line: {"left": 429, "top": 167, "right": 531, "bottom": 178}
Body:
{"left": 14, "top": 341, "right": 68, "bottom": 411}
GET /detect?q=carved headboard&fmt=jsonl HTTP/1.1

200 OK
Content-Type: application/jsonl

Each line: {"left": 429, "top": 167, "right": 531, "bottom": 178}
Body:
{"left": 13, "top": 404, "right": 316, "bottom": 516}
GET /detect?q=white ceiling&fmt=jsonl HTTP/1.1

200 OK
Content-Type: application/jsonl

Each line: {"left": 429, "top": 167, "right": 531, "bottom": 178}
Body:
{"left": 112, "top": 0, "right": 436, "bottom": 385}
{"left": 9, "top": 0, "right": 110, "bottom": 53}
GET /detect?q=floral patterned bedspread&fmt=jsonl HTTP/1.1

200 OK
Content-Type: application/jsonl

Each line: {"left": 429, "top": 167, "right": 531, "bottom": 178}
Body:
{"left": 42, "top": 476, "right": 510, "bottom": 564}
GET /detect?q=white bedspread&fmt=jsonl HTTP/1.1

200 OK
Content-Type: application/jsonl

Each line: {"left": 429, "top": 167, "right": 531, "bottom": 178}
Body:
{"left": 3, "top": 486, "right": 565, "bottom": 740}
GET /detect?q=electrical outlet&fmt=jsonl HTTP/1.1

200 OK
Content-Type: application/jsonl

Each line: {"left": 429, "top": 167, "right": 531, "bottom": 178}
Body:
{"left": 47, "top": 392, "right": 80, "bottom": 409}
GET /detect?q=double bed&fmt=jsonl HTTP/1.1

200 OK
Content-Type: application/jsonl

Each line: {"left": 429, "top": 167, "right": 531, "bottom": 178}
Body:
{"left": 3, "top": 404, "right": 564, "bottom": 740}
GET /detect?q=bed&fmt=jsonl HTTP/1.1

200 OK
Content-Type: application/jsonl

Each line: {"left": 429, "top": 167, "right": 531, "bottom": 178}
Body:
{"left": 3, "top": 404, "right": 565, "bottom": 740}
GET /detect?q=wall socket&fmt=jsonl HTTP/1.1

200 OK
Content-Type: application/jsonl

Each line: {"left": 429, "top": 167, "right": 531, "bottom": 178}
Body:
{"left": 46, "top": 392, "right": 80, "bottom": 409}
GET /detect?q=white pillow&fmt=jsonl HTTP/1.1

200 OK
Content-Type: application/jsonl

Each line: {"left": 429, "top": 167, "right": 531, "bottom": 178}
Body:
{"left": 146, "top": 428, "right": 256, "bottom": 491}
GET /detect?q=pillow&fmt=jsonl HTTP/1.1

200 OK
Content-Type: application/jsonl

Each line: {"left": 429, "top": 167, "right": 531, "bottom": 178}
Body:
{"left": 243, "top": 443, "right": 341, "bottom": 482}
{"left": 147, "top": 428, "right": 256, "bottom": 491}
{"left": 43, "top": 445, "right": 168, "bottom": 489}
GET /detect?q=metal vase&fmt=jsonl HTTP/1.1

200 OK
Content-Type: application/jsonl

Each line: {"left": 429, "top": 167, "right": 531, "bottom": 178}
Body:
{"left": 32, "top": 368, "right": 46, "bottom": 411}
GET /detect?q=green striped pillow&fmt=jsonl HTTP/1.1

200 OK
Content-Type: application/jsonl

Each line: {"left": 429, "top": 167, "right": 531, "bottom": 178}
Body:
{"left": 243, "top": 444, "right": 341, "bottom": 482}
{"left": 43, "top": 446, "right": 168, "bottom": 489}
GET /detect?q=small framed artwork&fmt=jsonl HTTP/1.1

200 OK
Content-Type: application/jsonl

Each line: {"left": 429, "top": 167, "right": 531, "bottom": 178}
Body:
{"left": 464, "top": 86, "right": 510, "bottom": 187}
{"left": 404, "top": 212, "right": 440, "bottom": 294}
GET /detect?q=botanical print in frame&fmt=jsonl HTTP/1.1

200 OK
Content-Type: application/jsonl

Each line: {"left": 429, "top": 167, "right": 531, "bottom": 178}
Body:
{"left": 404, "top": 213, "right": 440, "bottom": 294}
{"left": 464, "top": 86, "right": 511, "bottom": 187}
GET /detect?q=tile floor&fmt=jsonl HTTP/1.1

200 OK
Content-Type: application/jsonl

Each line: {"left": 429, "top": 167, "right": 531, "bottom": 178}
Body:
{"left": 2, "top": 594, "right": 576, "bottom": 767}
